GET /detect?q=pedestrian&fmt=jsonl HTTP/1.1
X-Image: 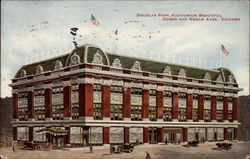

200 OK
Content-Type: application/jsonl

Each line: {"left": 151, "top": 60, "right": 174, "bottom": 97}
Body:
{"left": 90, "top": 145, "right": 93, "bottom": 153}
{"left": 12, "top": 141, "right": 16, "bottom": 152}
{"left": 165, "top": 138, "right": 168, "bottom": 145}
{"left": 146, "top": 151, "right": 151, "bottom": 159}
{"left": 110, "top": 145, "right": 113, "bottom": 154}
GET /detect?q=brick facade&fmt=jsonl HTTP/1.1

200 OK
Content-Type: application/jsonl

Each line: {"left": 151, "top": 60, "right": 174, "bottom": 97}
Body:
{"left": 172, "top": 92, "right": 179, "bottom": 120}
{"left": 186, "top": 94, "right": 193, "bottom": 120}
{"left": 198, "top": 95, "right": 204, "bottom": 120}
{"left": 142, "top": 90, "right": 149, "bottom": 119}
{"left": 156, "top": 91, "right": 164, "bottom": 119}
{"left": 79, "top": 84, "right": 93, "bottom": 117}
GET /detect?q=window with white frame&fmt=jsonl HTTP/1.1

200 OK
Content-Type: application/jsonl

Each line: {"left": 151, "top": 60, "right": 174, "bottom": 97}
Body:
{"left": 163, "top": 91, "right": 172, "bottom": 121}
{"left": 110, "top": 86, "right": 123, "bottom": 120}
{"left": 52, "top": 87, "right": 64, "bottom": 120}
{"left": 149, "top": 90, "right": 156, "bottom": 121}
{"left": 193, "top": 94, "right": 198, "bottom": 122}
{"left": 71, "top": 84, "right": 79, "bottom": 119}
{"left": 18, "top": 92, "right": 28, "bottom": 121}
{"left": 34, "top": 89, "right": 45, "bottom": 120}
{"left": 178, "top": 92, "right": 187, "bottom": 121}
{"left": 131, "top": 88, "right": 142, "bottom": 121}
{"left": 93, "top": 84, "right": 102, "bottom": 120}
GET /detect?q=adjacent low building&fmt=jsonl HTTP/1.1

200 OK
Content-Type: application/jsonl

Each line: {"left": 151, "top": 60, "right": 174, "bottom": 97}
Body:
{"left": 10, "top": 44, "right": 242, "bottom": 146}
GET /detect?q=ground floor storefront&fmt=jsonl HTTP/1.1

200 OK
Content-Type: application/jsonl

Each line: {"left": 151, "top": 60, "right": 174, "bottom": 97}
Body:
{"left": 14, "top": 126, "right": 238, "bottom": 146}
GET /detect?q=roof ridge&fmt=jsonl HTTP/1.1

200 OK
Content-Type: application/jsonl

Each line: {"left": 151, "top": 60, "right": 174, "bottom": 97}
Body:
{"left": 106, "top": 52, "right": 220, "bottom": 73}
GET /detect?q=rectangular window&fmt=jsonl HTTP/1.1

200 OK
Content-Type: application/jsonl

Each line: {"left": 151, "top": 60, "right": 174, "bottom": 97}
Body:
{"left": 163, "top": 91, "right": 172, "bottom": 121}
{"left": 203, "top": 109, "right": 211, "bottom": 122}
{"left": 149, "top": 90, "right": 156, "bottom": 121}
{"left": 228, "top": 97, "right": 233, "bottom": 122}
{"left": 131, "top": 88, "right": 142, "bottom": 121}
{"left": 52, "top": 87, "right": 64, "bottom": 120}
{"left": 193, "top": 109, "right": 198, "bottom": 122}
{"left": 178, "top": 108, "right": 186, "bottom": 121}
{"left": 18, "top": 92, "right": 28, "bottom": 121}
{"left": 34, "top": 89, "right": 45, "bottom": 120}
{"left": 93, "top": 84, "right": 102, "bottom": 120}
{"left": 178, "top": 92, "right": 187, "bottom": 121}
{"left": 110, "top": 86, "right": 123, "bottom": 120}
{"left": 72, "top": 84, "right": 79, "bottom": 119}
{"left": 216, "top": 110, "right": 223, "bottom": 122}
{"left": 93, "top": 103, "right": 102, "bottom": 120}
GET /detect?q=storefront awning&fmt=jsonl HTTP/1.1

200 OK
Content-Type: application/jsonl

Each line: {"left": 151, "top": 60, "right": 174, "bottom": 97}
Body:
{"left": 36, "top": 128, "right": 69, "bottom": 136}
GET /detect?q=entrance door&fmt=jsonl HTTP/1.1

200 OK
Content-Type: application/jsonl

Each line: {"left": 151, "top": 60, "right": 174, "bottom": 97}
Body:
{"left": 149, "top": 128, "right": 157, "bottom": 144}
{"left": 82, "top": 129, "right": 89, "bottom": 146}
{"left": 163, "top": 128, "right": 182, "bottom": 144}
{"left": 228, "top": 128, "right": 233, "bottom": 141}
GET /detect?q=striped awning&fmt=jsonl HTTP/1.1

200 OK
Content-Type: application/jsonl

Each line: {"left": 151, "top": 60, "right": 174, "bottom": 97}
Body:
{"left": 36, "top": 128, "right": 69, "bottom": 136}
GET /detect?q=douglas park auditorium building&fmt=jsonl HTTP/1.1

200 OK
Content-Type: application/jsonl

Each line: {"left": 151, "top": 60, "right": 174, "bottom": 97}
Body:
{"left": 10, "top": 44, "right": 241, "bottom": 146}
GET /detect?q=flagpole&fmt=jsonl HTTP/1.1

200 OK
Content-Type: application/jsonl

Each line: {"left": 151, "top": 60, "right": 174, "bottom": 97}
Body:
{"left": 219, "top": 46, "right": 222, "bottom": 67}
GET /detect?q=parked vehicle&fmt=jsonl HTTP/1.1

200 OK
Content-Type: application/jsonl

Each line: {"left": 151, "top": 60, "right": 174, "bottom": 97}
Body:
{"left": 187, "top": 141, "right": 199, "bottom": 147}
{"left": 216, "top": 142, "right": 233, "bottom": 150}
{"left": 118, "top": 143, "right": 135, "bottom": 153}
{"left": 23, "top": 141, "right": 41, "bottom": 150}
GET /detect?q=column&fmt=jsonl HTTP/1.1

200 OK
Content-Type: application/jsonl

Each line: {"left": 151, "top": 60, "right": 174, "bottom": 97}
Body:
{"left": 142, "top": 89, "right": 149, "bottom": 120}
{"left": 224, "top": 128, "right": 228, "bottom": 140}
{"left": 157, "top": 128, "right": 163, "bottom": 143}
{"left": 223, "top": 97, "right": 229, "bottom": 122}
{"left": 182, "top": 128, "right": 188, "bottom": 142}
{"left": 172, "top": 92, "right": 178, "bottom": 122}
{"left": 102, "top": 85, "right": 110, "bottom": 120}
{"left": 186, "top": 94, "right": 193, "bottom": 122}
{"left": 27, "top": 91, "right": 34, "bottom": 120}
{"left": 198, "top": 95, "right": 204, "bottom": 122}
{"left": 143, "top": 127, "right": 149, "bottom": 144}
{"left": 45, "top": 88, "right": 52, "bottom": 120}
{"left": 103, "top": 127, "right": 110, "bottom": 145}
{"left": 65, "top": 127, "right": 70, "bottom": 145}
{"left": 12, "top": 93, "right": 19, "bottom": 120}
{"left": 79, "top": 83, "right": 93, "bottom": 119}
{"left": 46, "top": 126, "right": 51, "bottom": 144}
{"left": 29, "top": 127, "right": 34, "bottom": 142}
{"left": 13, "top": 127, "right": 17, "bottom": 141}
{"left": 211, "top": 96, "right": 217, "bottom": 122}
{"left": 234, "top": 128, "right": 238, "bottom": 140}
{"left": 124, "top": 127, "right": 130, "bottom": 144}
{"left": 233, "top": 98, "right": 238, "bottom": 121}
{"left": 123, "top": 87, "right": 131, "bottom": 120}
{"left": 63, "top": 86, "right": 72, "bottom": 120}
{"left": 156, "top": 91, "right": 163, "bottom": 121}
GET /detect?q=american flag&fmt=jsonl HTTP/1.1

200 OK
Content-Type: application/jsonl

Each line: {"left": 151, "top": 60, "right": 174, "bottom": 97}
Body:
{"left": 91, "top": 14, "right": 100, "bottom": 26}
{"left": 221, "top": 44, "right": 229, "bottom": 56}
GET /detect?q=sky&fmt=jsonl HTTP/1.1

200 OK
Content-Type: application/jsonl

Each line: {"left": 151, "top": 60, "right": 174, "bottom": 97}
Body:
{"left": 1, "top": 1, "right": 249, "bottom": 97}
